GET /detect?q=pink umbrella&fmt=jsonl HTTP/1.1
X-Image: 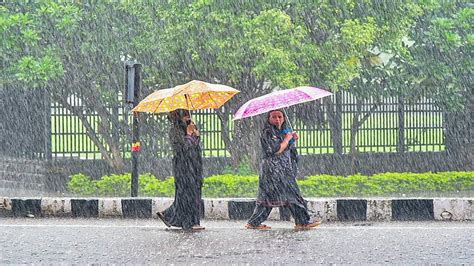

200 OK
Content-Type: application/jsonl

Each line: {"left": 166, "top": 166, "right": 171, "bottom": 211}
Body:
{"left": 233, "top": 86, "right": 333, "bottom": 126}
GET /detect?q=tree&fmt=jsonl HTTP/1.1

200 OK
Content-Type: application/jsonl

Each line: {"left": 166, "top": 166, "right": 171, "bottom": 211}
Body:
{"left": 2, "top": 2, "right": 138, "bottom": 171}
{"left": 285, "top": 1, "right": 426, "bottom": 158}
{"left": 126, "top": 1, "right": 313, "bottom": 168}
{"left": 4, "top": 1, "right": 470, "bottom": 173}
{"left": 407, "top": 1, "right": 473, "bottom": 159}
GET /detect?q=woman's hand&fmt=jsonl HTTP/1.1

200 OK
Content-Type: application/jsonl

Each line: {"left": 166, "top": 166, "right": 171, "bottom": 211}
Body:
{"left": 283, "top": 133, "right": 293, "bottom": 143}
{"left": 193, "top": 125, "right": 200, "bottom": 137}
{"left": 292, "top": 132, "right": 299, "bottom": 141}
{"left": 276, "top": 133, "right": 293, "bottom": 154}
{"left": 186, "top": 124, "right": 195, "bottom": 136}
{"left": 186, "top": 123, "right": 200, "bottom": 137}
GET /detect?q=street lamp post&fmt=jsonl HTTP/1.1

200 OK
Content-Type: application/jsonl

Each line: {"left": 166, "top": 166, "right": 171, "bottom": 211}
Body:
{"left": 125, "top": 61, "right": 141, "bottom": 197}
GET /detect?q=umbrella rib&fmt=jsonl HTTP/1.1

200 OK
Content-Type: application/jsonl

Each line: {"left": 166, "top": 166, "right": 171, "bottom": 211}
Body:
{"left": 152, "top": 99, "right": 163, "bottom": 113}
{"left": 207, "top": 92, "right": 221, "bottom": 109}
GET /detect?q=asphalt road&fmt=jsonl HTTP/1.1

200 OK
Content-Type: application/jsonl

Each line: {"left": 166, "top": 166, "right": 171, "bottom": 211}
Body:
{"left": 0, "top": 218, "right": 472, "bottom": 264}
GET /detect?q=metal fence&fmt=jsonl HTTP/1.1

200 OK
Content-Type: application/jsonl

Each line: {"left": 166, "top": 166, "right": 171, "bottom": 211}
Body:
{"left": 48, "top": 91, "right": 444, "bottom": 159}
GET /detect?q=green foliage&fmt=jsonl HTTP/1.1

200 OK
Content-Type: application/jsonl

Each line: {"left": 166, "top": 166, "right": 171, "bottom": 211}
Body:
{"left": 15, "top": 52, "right": 64, "bottom": 87}
{"left": 68, "top": 172, "right": 474, "bottom": 198}
{"left": 222, "top": 158, "right": 257, "bottom": 176}
{"left": 202, "top": 175, "right": 259, "bottom": 197}
{"left": 67, "top": 173, "right": 96, "bottom": 196}
{"left": 3, "top": 1, "right": 472, "bottom": 169}
{"left": 406, "top": 1, "right": 473, "bottom": 111}
{"left": 68, "top": 173, "right": 175, "bottom": 197}
{"left": 299, "top": 172, "right": 474, "bottom": 196}
{"left": 95, "top": 173, "right": 131, "bottom": 196}
{"left": 140, "top": 175, "right": 176, "bottom": 197}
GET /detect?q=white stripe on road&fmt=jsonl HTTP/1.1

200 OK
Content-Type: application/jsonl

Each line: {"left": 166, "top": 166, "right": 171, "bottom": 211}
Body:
{"left": 0, "top": 224, "right": 472, "bottom": 230}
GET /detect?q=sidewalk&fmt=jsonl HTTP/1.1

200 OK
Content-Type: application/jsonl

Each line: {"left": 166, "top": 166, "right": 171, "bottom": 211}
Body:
{"left": 1, "top": 197, "right": 472, "bottom": 221}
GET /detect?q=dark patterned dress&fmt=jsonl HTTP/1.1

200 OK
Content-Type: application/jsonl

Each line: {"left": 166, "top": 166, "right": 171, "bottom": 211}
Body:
{"left": 247, "top": 123, "right": 310, "bottom": 226}
{"left": 163, "top": 121, "right": 203, "bottom": 229}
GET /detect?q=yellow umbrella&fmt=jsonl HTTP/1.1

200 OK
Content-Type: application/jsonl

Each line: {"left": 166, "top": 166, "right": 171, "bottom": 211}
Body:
{"left": 132, "top": 80, "right": 240, "bottom": 113}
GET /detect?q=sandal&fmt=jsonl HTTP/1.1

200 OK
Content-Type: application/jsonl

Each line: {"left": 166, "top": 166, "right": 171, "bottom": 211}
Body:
{"left": 294, "top": 220, "right": 321, "bottom": 229}
{"left": 156, "top": 211, "right": 171, "bottom": 227}
{"left": 191, "top": 225, "right": 205, "bottom": 230}
{"left": 245, "top": 224, "right": 272, "bottom": 230}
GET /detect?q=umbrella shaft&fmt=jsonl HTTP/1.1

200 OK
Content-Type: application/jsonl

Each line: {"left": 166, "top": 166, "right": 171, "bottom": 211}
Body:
{"left": 283, "top": 108, "right": 293, "bottom": 131}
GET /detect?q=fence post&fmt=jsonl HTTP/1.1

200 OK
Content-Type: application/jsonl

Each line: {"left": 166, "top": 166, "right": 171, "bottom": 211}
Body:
{"left": 335, "top": 91, "right": 343, "bottom": 154}
{"left": 43, "top": 89, "right": 52, "bottom": 160}
{"left": 397, "top": 96, "right": 405, "bottom": 153}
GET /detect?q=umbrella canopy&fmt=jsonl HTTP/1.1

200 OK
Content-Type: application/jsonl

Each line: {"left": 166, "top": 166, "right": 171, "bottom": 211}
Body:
{"left": 132, "top": 80, "right": 240, "bottom": 113}
{"left": 233, "top": 86, "right": 332, "bottom": 120}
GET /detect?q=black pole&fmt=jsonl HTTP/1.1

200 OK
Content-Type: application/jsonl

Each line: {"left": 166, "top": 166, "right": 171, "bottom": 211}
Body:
{"left": 397, "top": 96, "right": 405, "bottom": 153}
{"left": 131, "top": 64, "right": 141, "bottom": 197}
{"left": 125, "top": 62, "right": 142, "bottom": 197}
{"left": 43, "top": 88, "right": 52, "bottom": 160}
{"left": 335, "top": 91, "right": 343, "bottom": 154}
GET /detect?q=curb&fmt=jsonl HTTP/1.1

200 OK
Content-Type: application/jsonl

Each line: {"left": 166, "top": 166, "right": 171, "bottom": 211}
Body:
{"left": 0, "top": 197, "right": 472, "bottom": 221}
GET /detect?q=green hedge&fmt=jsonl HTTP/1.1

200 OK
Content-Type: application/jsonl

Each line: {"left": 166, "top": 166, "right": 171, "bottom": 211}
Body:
{"left": 67, "top": 172, "right": 474, "bottom": 197}
{"left": 67, "top": 173, "right": 176, "bottom": 197}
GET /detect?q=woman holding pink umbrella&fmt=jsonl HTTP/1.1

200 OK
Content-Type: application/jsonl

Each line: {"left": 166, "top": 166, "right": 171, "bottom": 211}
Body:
{"left": 244, "top": 109, "right": 321, "bottom": 230}
{"left": 234, "top": 86, "right": 332, "bottom": 230}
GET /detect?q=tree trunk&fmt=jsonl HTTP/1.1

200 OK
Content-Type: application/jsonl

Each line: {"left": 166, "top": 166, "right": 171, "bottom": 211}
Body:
{"left": 444, "top": 92, "right": 474, "bottom": 170}
{"left": 96, "top": 107, "right": 126, "bottom": 173}
{"left": 55, "top": 96, "right": 126, "bottom": 172}
{"left": 215, "top": 108, "right": 239, "bottom": 168}
{"left": 325, "top": 92, "right": 343, "bottom": 154}
{"left": 348, "top": 100, "right": 381, "bottom": 173}
{"left": 217, "top": 108, "right": 262, "bottom": 171}
{"left": 215, "top": 76, "right": 265, "bottom": 172}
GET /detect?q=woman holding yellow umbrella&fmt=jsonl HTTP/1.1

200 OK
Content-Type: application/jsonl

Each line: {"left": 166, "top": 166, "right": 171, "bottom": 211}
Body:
{"left": 161, "top": 108, "right": 203, "bottom": 230}
{"left": 133, "top": 80, "right": 239, "bottom": 230}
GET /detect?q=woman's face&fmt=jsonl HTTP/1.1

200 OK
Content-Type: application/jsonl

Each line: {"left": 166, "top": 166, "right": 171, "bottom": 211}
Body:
{"left": 182, "top": 114, "right": 191, "bottom": 124}
{"left": 268, "top": 111, "right": 285, "bottom": 129}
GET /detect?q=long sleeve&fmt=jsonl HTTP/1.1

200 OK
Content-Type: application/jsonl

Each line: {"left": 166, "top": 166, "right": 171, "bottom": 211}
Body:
{"left": 289, "top": 142, "right": 299, "bottom": 163}
{"left": 169, "top": 126, "right": 200, "bottom": 153}
{"left": 261, "top": 128, "right": 281, "bottom": 157}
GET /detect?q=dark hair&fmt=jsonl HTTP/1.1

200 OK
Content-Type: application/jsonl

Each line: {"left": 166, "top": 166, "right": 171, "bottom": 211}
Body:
{"left": 267, "top": 109, "right": 284, "bottom": 118}
{"left": 168, "top": 109, "right": 190, "bottom": 124}
{"left": 177, "top": 109, "right": 190, "bottom": 117}
{"left": 267, "top": 109, "right": 288, "bottom": 129}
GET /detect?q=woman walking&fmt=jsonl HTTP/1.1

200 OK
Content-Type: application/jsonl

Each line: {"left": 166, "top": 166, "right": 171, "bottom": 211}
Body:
{"left": 156, "top": 109, "right": 205, "bottom": 230}
{"left": 245, "top": 109, "right": 320, "bottom": 230}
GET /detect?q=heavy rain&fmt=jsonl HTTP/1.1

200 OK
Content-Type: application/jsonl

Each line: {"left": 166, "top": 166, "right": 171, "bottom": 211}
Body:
{"left": 0, "top": 1, "right": 472, "bottom": 264}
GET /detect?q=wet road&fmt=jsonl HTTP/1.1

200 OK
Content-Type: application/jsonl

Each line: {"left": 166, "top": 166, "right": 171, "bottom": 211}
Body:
{"left": 0, "top": 218, "right": 472, "bottom": 264}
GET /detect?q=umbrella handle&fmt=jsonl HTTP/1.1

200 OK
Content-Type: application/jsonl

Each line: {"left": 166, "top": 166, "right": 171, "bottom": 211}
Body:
{"left": 283, "top": 108, "right": 293, "bottom": 132}
{"left": 184, "top": 94, "right": 194, "bottom": 121}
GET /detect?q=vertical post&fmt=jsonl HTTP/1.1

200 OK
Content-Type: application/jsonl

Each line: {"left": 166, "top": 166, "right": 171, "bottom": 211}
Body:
{"left": 125, "top": 62, "right": 141, "bottom": 197}
{"left": 397, "top": 96, "right": 405, "bottom": 153}
{"left": 43, "top": 89, "right": 52, "bottom": 160}
{"left": 132, "top": 64, "right": 141, "bottom": 197}
{"left": 335, "top": 91, "right": 343, "bottom": 154}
